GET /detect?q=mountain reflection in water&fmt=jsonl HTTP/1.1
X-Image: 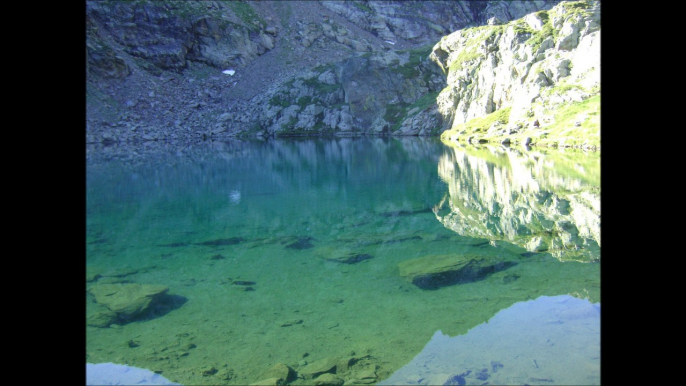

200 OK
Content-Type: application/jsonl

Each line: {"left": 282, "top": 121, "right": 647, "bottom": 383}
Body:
{"left": 434, "top": 143, "right": 600, "bottom": 262}
{"left": 86, "top": 138, "right": 600, "bottom": 386}
{"left": 380, "top": 295, "right": 600, "bottom": 386}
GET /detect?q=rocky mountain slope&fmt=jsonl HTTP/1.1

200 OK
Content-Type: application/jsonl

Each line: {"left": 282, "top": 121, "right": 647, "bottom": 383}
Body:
{"left": 86, "top": 0, "right": 598, "bottom": 148}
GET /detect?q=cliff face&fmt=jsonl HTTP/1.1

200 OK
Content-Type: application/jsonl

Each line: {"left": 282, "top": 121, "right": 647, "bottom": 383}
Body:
{"left": 436, "top": 0, "right": 600, "bottom": 148}
{"left": 86, "top": 1, "right": 587, "bottom": 143}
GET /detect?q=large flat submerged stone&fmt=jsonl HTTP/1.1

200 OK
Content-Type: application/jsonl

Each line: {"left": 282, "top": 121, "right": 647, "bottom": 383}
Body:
{"left": 398, "top": 254, "right": 517, "bottom": 289}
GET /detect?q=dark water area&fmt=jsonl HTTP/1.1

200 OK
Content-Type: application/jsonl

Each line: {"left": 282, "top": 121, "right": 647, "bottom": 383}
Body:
{"left": 86, "top": 137, "right": 600, "bottom": 385}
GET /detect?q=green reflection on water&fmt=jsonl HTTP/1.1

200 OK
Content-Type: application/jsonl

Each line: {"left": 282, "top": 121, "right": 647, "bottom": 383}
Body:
{"left": 86, "top": 138, "right": 599, "bottom": 385}
{"left": 435, "top": 142, "right": 600, "bottom": 263}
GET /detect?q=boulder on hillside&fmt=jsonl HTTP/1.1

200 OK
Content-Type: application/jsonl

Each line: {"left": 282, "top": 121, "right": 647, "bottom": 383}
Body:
{"left": 398, "top": 254, "right": 517, "bottom": 289}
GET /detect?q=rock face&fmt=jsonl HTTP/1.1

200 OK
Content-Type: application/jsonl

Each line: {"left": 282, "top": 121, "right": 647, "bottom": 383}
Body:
{"left": 89, "top": 283, "right": 169, "bottom": 321}
{"left": 85, "top": 0, "right": 566, "bottom": 143}
{"left": 87, "top": 1, "right": 274, "bottom": 72}
{"left": 398, "top": 254, "right": 517, "bottom": 289}
{"left": 434, "top": 0, "right": 600, "bottom": 147}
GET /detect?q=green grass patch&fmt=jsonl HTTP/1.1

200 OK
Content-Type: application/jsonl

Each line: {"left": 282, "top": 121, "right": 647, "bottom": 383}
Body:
{"left": 302, "top": 77, "right": 342, "bottom": 93}
{"left": 351, "top": 1, "right": 372, "bottom": 13}
{"left": 410, "top": 91, "right": 439, "bottom": 112}
{"left": 448, "top": 49, "right": 481, "bottom": 73}
{"left": 524, "top": 11, "right": 557, "bottom": 53}
{"left": 394, "top": 44, "right": 434, "bottom": 78}
{"left": 312, "top": 63, "right": 336, "bottom": 73}
{"left": 384, "top": 103, "right": 409, "bottom": 131}
{"left": 383, "top": 91, "right": 440, "bottom": 132}
{"left": 440, "top": 107, "right": 511, "bottom": 142}
{"left": 269, "top": 94, "right": 292, "bottom": 108}
{"left": 464, "top": 107, "right": 511, "bottom": 132}
{"left": 227, "top": 1, "right": 266, "bottom": 30}
{"left": 297, "top": 96, "right": 313, "bottom": 107}
{"left": 543, "top": 94, "right": 600, "bottom": 147}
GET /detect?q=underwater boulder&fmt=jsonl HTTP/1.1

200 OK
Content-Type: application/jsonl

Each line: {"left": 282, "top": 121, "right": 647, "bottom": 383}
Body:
{"left": 89, "top": 283, "right": 169, "bottom": 319}
{"left": 398, "top": 254, "right": 517, "bottom": 289}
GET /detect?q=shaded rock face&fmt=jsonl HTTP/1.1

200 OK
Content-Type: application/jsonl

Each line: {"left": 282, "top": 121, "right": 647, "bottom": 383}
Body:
{"left": 320, "top": 1, "right": 561, "bottom": 47}
{"left": 86, "top": 1, "right": 273, "bottom": 73}
{"left": 398, "top": 254, "right": 517, "bottom": 289}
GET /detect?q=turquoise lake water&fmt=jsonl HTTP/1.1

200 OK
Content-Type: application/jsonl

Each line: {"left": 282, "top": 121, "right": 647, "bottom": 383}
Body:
{"left": 86, "top": 137, "right": 600, "bottom": 385}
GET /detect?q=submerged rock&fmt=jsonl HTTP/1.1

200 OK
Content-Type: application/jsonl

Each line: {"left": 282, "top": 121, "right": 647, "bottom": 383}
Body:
{"left": 89, "top": 283, "right": 169, "bottom": 319}
{"left": 250, "top": 377, "right": 284, "bottom": 386}
{"left": 299, "top": 357, "right": 339, "bottom": 379}
{"left": 325, "top": 252, "right": 373, "bottom": 264}
{"left": 257, "top": 363, "right": 295, "bottom": 384}
{"left": 279, "top": 319, "right": 303, "bottom": 327}
{"left": 316, "top": 245, "right": 373, "bottom": 264}
{"left": 314, "top": 373, "right": 344, "bottom": 386}
{"left": 87, "top": 310, "right": 118, "bottom": 328}
{"left": 195, "top": 237, "right": 245, "bottom": 246}
{"left": 398, "top": 254, "right": 517, "bottom": 289}
{"left": 283, "top": 236, "right": 315, "bottom": 250}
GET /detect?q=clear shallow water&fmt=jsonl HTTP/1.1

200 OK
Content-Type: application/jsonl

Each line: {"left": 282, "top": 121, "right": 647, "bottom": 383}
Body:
{"left": 86, "top": 137, "right": 600, "bottom": 385}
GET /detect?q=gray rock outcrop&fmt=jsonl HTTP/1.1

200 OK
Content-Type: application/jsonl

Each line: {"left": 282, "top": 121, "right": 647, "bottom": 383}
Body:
{"left": 433, "top": 0, "right": 600, "bottom": 145}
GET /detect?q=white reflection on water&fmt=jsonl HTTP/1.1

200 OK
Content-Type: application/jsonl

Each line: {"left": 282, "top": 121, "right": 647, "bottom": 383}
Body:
{"left": 380, "top": 295, "right": 600, "bottom": 386}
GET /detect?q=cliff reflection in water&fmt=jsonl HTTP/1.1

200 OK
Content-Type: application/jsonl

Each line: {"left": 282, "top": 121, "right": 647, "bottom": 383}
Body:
{"left": 434, "top": 143, "right": 600, "bottom": 262}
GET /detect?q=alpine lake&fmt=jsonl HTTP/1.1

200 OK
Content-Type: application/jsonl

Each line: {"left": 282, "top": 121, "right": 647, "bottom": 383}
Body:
{"left": 86, "top": 136, "right": 600, "bottom": 386}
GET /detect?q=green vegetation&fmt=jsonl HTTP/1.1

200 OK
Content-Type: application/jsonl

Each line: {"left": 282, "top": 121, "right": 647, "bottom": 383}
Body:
{"left": 384, "top": 103, "right": 408, "bottom": 130}
{"left": 297, "top": 96, "right": 313, "bottom": 107}
{"left": 449, "top": 107, "right": 511, "bottom": 135}
{"left": 269, "top": 94, "right": 292, "bottom": 108}
{"left": 522, "top": 12, "right": 557, "bottom": 53}
{"left": 543, "top": 94, "right": 600, "bottom": 147}
{"left": 411, "top": 91, "right": 440, "bottom": 112}
{"left": 302, "top": 77, "right": 343, "bottom": 94}
{"left": 542, "top": 83, "right": 583, "bottom": 97}
{"left": 312, "top": 63, "right": 336, "bottom": 73}
{"left": 351, "top": 1, "right": 372, "bottom": 13}
{"left": 440, "top": 92, "right": 599, "bottom": 150}
{"left": 395, "top": 45, "right": 434, "bottom": 79}
{"left": 448, "top": 49, "right": 481, "bottom": 73}
{"left": 86, "top": 83, "right": 122, "bottom": 122}
{"left": 559, "top": 0, "right": 592, "bottom": 14}
{"left": 384, "top": 91, "right": 440, "bottom": 132}
{"left": 236, "top": 123, "right": 265, "bottom": 137}
{"left": 226, "top": 1, "right": 266, "bottom": 30}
